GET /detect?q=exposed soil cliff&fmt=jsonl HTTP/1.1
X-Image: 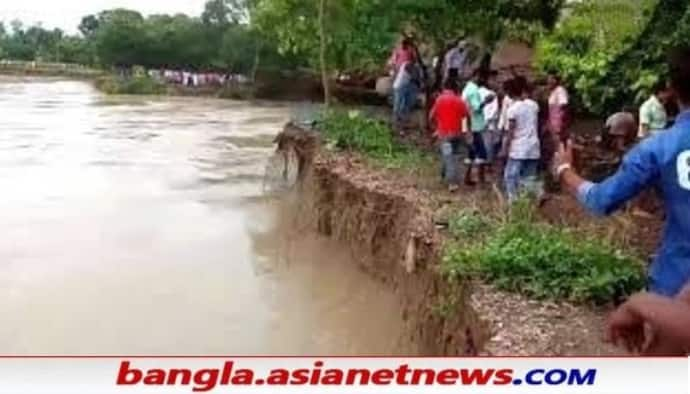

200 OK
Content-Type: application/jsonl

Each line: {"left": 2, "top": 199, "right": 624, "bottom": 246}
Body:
{"left": 274, "top": 123, "right": 638, "bottom": 356}
{"left": 275, "top": 123, "right": 489, "bottom": 355}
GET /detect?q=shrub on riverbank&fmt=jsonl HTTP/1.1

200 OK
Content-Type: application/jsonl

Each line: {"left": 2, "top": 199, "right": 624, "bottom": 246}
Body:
{"left": 442, "top": 199, "right": 646, "bottom": 304}
{"left": 319, "top": 110, "right": 433, "bottom": 172}
{"left": 94, "top": 75, "right": 167, "bottom": 95}
{"left": 535, "top": 0, "right": 656, "bottom": 114}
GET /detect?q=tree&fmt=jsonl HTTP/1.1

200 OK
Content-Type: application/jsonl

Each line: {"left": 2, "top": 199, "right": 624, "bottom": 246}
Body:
{"left": 253, "top": 0, "right": 397, "bottom": 73}
{"left": 23, "top": 27, "right": 64, "bottom": 61}
{"left": 10, "top": 20, "right": 23, "bottom": 35}
{"left": 318, "top": 0, "right": 330, "bottom": 105}
{"left": 1, "top": 21, "right": 49, "bottom": 61}
{"left": 219, "top": 25, "right": 260, "bottom": 74}
{"left": 79, "top": 15, "right": 100, "bottom": 37}
{"left": 0, "top": 22, "right": 5, "bottom": 59}
{"left": 58, "top": 36, "right": 93, "bottom": 64}
{"left": 535, "top": 0, "right": 685, "bottom": 114}
{"left": 93, "top": 9, "right": 147, "bottom": 67}
{"left": 253, "top": 0, "right": 565, "bottom": 75}
{"left": 202, "top": 0, "right": 252, "bottom": 27}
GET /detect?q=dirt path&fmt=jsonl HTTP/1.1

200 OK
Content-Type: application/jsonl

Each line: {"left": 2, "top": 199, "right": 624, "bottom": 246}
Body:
{"left": 471, "top": 281, "right": 619, "bottom": 355}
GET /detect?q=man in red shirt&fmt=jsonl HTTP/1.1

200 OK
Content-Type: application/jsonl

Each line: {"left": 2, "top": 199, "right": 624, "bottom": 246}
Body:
{"left": 429, "top": 80, "right": 471, "bottom": 192}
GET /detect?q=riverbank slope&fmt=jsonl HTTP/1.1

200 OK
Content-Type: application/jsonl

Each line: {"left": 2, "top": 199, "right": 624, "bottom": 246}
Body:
{"left": 275, "top": 122, "right": 660, "bottom": 355}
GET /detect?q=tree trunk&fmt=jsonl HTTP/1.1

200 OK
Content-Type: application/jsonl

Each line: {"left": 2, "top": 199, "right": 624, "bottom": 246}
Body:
{"left": 318, "top": 0, "right": 331, "bottom": 106}
{"left": 251, "top": 42, "right": 262, "bottom": 82}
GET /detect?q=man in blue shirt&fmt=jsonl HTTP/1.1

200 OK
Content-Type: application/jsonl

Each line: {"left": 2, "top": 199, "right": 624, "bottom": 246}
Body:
{"left": 554, "top": 47, "right": 690, "bottom": 298}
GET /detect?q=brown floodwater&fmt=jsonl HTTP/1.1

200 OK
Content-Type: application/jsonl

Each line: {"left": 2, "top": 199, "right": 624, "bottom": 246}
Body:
{"left": 0, "top": 77, "right": 409, "bottom": 355}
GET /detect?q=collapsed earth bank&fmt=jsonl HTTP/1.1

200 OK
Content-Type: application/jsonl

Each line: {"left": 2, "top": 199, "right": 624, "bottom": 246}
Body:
{"left": 274, "top": 123, "right": 623, "bottom": 356}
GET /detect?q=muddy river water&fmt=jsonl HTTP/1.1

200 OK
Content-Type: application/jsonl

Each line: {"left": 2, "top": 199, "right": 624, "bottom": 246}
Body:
{"left": 0, "top": 77, "right": 408, "bottom": 355}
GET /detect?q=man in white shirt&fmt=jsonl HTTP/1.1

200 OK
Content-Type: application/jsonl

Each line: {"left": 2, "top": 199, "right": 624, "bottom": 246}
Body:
{"left": 503, "top": 77, "right": 541, "bottom": 202}
{"left": 480, "top": 83, "right": 499, "bottom": 164}
{"left": 639, "top": 81, "right": 673, "bottom": 138}
{"left": 443, "top": 39, "right": 468, "bottom": 83}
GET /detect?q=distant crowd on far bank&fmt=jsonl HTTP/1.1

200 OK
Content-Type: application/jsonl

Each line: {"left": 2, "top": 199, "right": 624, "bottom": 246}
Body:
{"left": 146, "top": 69, "right": 251, "bottom": 88}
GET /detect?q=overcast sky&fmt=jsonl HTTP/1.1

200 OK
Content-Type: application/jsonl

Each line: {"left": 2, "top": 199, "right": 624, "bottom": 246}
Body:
{"left": 0, "top": 0, "right": 207, "bottom": 33}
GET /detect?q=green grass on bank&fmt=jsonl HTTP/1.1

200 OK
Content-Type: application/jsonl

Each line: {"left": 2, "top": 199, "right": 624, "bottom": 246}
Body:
{"left": 319, "top": 109, "right": 434, "bottom": 174}
{"left": 442, "top": 199, "right": 646, "bottom": 304}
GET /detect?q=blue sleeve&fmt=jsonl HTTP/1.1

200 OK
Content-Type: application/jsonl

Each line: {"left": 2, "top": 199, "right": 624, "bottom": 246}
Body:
{"left": 576, "top": 140, "right": 660, "bottom": 216}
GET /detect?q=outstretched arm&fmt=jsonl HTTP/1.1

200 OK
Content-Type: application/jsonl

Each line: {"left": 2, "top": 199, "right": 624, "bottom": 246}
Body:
{"left": 558, "top": 154, "right": 587, "bottom": 196}
{"left": 554, "top": 140, "right": 659, "bottom": 216}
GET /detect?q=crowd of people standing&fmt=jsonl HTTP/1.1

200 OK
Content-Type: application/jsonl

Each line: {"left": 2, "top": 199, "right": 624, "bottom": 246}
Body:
{"left": 426, "top": 65, "right": 565, "bottom": 201}
{"left": 388, "top": 35, "right": 690, "bottom": 355}
{"left": 388, "top": 35, "right": 681, "bottom": 204}
{"left": 146, "top": 69, "right": 250, "bottom": 87}
{"left": 386, "top": 36, "right": 576, "bottom": 200}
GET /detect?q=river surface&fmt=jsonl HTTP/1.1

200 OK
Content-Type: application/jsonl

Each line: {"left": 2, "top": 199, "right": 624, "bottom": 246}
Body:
{"left": 0, "top": 77, "right": 408, "bottom": 355}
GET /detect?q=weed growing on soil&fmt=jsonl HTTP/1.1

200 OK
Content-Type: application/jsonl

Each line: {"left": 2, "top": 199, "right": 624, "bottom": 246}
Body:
{"left": 448, "top": 209, "right": 493, "bottom": 238}
{"left": 320, "top": 109, "right": 433, "bottom": 172}
{"left": 443, "top": 199, "right": 646, "bottom": 304}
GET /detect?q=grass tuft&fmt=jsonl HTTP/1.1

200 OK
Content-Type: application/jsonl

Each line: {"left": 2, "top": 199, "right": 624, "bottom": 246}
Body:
{"left": 443, "top": 198, "right": 646, "bottom": 304}
{"left": 319, "top": 109, "right": 434, "bottom": 174}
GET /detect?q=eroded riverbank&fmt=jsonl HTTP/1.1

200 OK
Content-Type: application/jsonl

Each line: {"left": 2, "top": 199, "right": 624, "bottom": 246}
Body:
{"left": 276, "top": 123, "right": 635, "bottom": 356}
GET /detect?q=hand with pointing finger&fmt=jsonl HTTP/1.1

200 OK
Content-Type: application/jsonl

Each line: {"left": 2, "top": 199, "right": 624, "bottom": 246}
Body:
{"left": 553, "top": 139, "right": 574, "bottom": 178}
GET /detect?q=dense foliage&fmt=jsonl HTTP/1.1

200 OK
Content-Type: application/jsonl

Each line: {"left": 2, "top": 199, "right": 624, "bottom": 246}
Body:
{"left": 0, "top": 21, "right": 93, "bottom": 64}
{"left": 252, "top": 0, "right": 564, "bottom": 73}
{"left": 600, "top": 0, "right": 690, "bottom": 111}
{"left": 535, "top": 0, "right": 655, "bottom": 113}
{"left": 0, "top": 0, "right": 302, "bottom": 74}
{"left": 443, "top": 201, "right": 646, "bottom": 304}
{"left": 536, "top": 0, "right": 690, "bottom": 115}
{"left": 1, "top": 0, "right": 566, "bottom": 79}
